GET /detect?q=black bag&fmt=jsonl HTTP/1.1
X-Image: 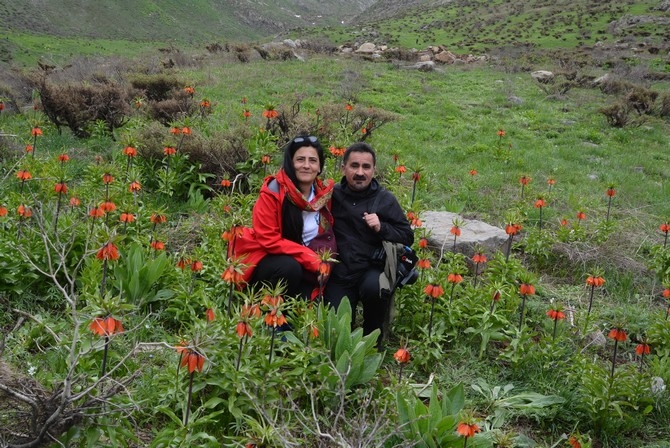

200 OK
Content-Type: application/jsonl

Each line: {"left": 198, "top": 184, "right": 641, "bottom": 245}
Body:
{"left": 396, "top": 245, "right": 419, "bottom": 287}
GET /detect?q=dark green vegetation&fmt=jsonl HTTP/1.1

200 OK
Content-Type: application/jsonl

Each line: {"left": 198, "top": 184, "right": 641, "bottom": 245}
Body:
{"left": 1, "top": 1, "right": 670, "bottom": 447}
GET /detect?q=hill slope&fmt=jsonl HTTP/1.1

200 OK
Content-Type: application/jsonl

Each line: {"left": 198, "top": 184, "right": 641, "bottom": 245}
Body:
{"left": 0, "top": 0, "right": 376, "bottom": 43}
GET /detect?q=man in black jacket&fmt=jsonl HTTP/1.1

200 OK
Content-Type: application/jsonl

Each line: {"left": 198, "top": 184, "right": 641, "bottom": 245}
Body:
{"left": 325, "top": 142, "right": 414, "bottom": 347}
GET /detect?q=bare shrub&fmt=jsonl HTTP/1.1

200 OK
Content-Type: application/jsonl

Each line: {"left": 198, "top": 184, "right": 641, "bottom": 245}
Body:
{"left": 625, "top": 87, "right": 658, "bottom": 115}
{"left": 128, "top": 73, "right": 182, "bottom": 101}
{"left": 659, "top": 93, "right": 670, "bottom": 117}
{"left": 599, "top": 102, "right": 631, "bottom": 127}
{"left": 34, "top": 74, "right": 133, "bottom": 138}
{"left": 254, "top": 45, "right": 295, "bottom": 61}
{"left": 147, "top": 91, "right": 195, "bottom": 125}
{"left": 297, "top": 39, "right": 338, "bottom": 55}
{"left": 382, "top": 47, "right": 419, "bottom": 62}
{"left": 598, "top": 77, "right": 636, "bottom": 95}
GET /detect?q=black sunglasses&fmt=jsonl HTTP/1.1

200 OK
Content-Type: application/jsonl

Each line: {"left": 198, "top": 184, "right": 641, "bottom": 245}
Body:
{"left": 292, "top": 136, "right": 318, "bottom": 145}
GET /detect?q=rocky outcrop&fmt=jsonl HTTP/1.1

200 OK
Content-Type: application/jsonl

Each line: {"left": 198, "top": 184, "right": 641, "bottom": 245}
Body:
{"left": 421, "top": 211, "right": 508, "bottom": 257}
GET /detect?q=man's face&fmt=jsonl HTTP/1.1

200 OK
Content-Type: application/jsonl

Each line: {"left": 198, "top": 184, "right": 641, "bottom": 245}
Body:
{"left": 342, "top": 151, "right": 375, "bottom": 191}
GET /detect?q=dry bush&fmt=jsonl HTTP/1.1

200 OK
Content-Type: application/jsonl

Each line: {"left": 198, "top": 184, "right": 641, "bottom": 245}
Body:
{"left": 147, "top": 92, "right": 195, "bottom": 126}
{"left": 625, "top": 87, "right": 658, "bottom": 115}
{"left": 382, "top": 47, "right": 419, "bottom": 62}
{"left": 34, "top": 74, "right": 133, "bottom": 138}
{"left": 598, "top": 77, "right": 637, "bottom": 95}
{"left": 297, "top": 39, "right": 338, "bottom": 55}
{"left": 599, "top": 102, "right": 631, "bottom": 127}
{"left": 254, "top": 45, "right": 295, "bottom": 61}
{"left": 659, "top": 92, "right": 670, "bottom": 117}
{"left": 128, "top": 73, "right": 182, "bottom": 101}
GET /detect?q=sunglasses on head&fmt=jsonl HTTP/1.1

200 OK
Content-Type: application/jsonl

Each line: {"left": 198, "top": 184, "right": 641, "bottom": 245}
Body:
{"left": 292, "top": 136, "right": 318, "bottom": 145}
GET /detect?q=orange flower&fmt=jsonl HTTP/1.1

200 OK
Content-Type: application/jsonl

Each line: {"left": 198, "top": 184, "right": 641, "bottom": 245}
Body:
{"left": 89, "top": 316, "right": 124, "bottom": 337}
{"left": 607, "top": 328, "right": 627, "bottom": 342}
{"left": 472, "top": 252, "right": 487, "bottom": 264}
{"left": 469, "top": 169, "right": 478, "bottom": 176}
{"left": 576, "top": 211, "right": 586, "bottom": 221}
{"left": 345, "top": 102, "right": 353, "bottom": 111}
{"left": 635, "top": 343, "right": 650, "bottom": 356}
{"left": 568, "top": 436, "right": 581, "bottom": 448}
{"left": 89, "top": 207, "right": 104, "bottom": 219}
{"left": 200, "top": 99, "right": 211, "bottom": 108}
{"left": 150, "top": 213, "right": 167, "bottom": 224}
{"left": 456, "top": 422, "right": 481, "bottom": 438}
{"left": 450, "top": 225, "right": 461, "bottom": 237}
{"left": 447, "top": 273, "right": 463, "bottom": 284}
{"left": 318, "top": 261, "right": 331, "bottom": 276}
{"left": 181, "top": 127, "right": 191, "bottom": 135}
{"left": 560, "top": 218, "right": 568, "bottom": 226}
{"left": 412, "top": 171, "right": 421, "bottom": 182}
{"left": 99, "top": 201, "right": 116, "bottom": 213}
{"left": 17, "top": 204, "right": 32, "bottom": 218}
{"left": 423, "top": 283, "right": 444, "bottom": 299}
{"left": 58, "top": 153, "right": 70, "bottom": 162}
{"left": 659, "top": 222, "right": 670, "bottom": 234}
{"left": 31, "top": 127, "right": 43, "bottom": 136}
{"left": 190, "top": 260, "right": 203, "bottom": 272}
{"left": 236, "top": 321, "right": 253, "bottom": 338}
{"left": 492, "top": 290, "right": 501, "bottom": 302}
{"left": 242, "top": 109, "right": 251, "bottom": 119}
{"left": 262, "top": 108, "right": 279, "bottom": 119}
{"left": 163, "top": 146, "right": 176, "bottom": 156}
{"left": 534, "top": 198, "right": 546, "bottom": 208}
{"left": 176, "top": 257, "right": 190, "bottom": 271}
{"left": 329, "top": 146, "right": 345, "bottom": 157}
{"left": 54, "top": 182, "right": 68, "bottom": 194}
{"left": 205, "top": 308, "right": 215, "bottom": 322}
{"left": 505, "top": 224, "right": 519, "bottom": 236}
{"left": 546, "top": 308, "right": 565, "bottom": 320}
{"left": 496, "top": 129, "right": 505, "bottom": 137}
{"left": 221, "top": 179, "right": 231, "bottom": 187}
{"left": 241, "top": 303, "right": 261, "bottom": 319}
{"left": 547, "top": 178, "right": 556, "bottom": 186}
{"left": 519, "top": 283, "right": 535, "bottom": 296}
{"left": 16, "top": 170, "right": 31, "bottom": 181}
{"left": 395, "top": 165, "right": 407, "bottom": 174}
{"left": 150, "top": 240, "right": 165, "bottom": 251}
{"left": 69, "top": 197, "right": 81, "bottom": 207}
{"left": 97, "top": 242, "right": 120, "bottom": 261}
{"left": 180, "top": 351, "right": 205, "bottom": 373}
{"left": 519, "top": 175, "right": 531, "bottom": 185}
{"left": 606, "top": 186, "right": 616, "bottom": 197}
{"left": 170, "top": 127, "right": 181, "bottom": 135}
{"left": 120, "top": 212, "right": 135, "bottom": 223}
{"left": 264, "top": 309, "right": 287, "bottom": 328}
{"left": 221, "top": 225, "right": 244, "bottom": 241}
{"left": 663, "top": 288, "right": 670, "bottom": 299}
{"left": 261, "top": 154, "right": 271, "bottom": 165}
{"left": 184, "top": 86, "right": 195, "bottom": 95}
{"left": 0, "top": 206, "right": 7, "bottom": 217}
{"left": 102, "top": 173, "right": 114, "bottom": 184}
{"left": 123, "top": 146, "right": 137, "bottom": 157}
{"left": 586, "top": 275, "right": 605, "bottom": 287}
{"left": 393, "top": 348, "right": 410, "bottom": 364}
{"left": 417, "top": 259, "right": 431, "bottom": 269}
{"left": 221, "top": 265, "right": 244, "bottom": 284}
{"left": 418, "top": 238, "right": 428, "bottom": 249}
{"left": 25, "top": 144, "right": 33, "bottom": 153}
{"left": 128, "top": 181, "right": 142, "bottom": 192}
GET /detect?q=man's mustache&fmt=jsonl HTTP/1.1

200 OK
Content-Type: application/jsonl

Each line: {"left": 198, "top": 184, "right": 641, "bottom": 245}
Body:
{"left": 353, "top": 175, "right": 366, "bottom": 180}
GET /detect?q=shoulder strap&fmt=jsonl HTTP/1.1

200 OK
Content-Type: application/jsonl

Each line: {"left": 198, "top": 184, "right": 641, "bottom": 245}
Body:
{"left": 369, "top": 188, "right": 383, "bottom": 214}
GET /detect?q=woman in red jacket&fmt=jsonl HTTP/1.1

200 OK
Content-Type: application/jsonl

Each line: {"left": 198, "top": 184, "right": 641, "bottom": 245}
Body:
{"left": 232, "top": 135, "right": 336, "bottom": 299}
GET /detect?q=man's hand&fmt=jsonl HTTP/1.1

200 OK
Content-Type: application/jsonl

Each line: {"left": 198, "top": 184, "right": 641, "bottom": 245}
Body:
{"left": 363, "top": 212, "right": 381, "bottom": 233}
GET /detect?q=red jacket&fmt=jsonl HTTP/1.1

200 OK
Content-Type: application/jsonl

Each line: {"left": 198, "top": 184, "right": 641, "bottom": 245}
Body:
{"left": 232, "top": 176, "right": 334, "bottom": 283}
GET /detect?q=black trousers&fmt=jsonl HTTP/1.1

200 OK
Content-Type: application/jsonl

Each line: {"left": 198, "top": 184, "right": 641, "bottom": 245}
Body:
{"left": 250, "top": 254, "right": 316, "bottom": 299}
{"left": 324, "top": 264, "right": 389, "bottom": 340}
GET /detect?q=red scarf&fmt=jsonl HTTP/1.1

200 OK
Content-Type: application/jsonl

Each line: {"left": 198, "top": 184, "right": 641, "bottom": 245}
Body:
{"left": 275, "top": 169, "right": 334, "bottom": 213}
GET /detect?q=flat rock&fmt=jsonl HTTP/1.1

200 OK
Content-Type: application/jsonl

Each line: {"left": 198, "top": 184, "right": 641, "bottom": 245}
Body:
{"left": 421, "top": 211, "right": 508, "bottom": 256}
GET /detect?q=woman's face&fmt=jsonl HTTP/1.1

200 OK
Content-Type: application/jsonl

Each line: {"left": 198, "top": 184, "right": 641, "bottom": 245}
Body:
{"left": 292, "top": 146, "right": 320, "bottom": 191}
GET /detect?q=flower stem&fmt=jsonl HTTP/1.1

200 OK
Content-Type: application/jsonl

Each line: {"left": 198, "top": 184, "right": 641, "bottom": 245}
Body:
{"left": 411, "top": 180, "right": 417, "bottom": 205}
{"left": 539, "top": 207, "right": 543, "bottom": 230}
{"left": 473, "top": 263, "right": 479, "bottom": 287}
{"left": 518, "top": 295, "right": 527, "bottom": 330}
{"left": 227, "top": 282, "right": 234, "bottom": 317}
{"left": 611, "top": 339, "right": 619, "bottom": 378}
{"left": 606, "top": 196, "right": 612, "bottom": 222}
{"left": 428, "top": 298, "right": 436, "bottom": 338}
{"left": 506, "top": 235, "right": 513, "bottom": 261}
{"left": 184, "top": 371, "right": 194, "bottom": 426}
{"left": 236, "top": 338, "right": 244, "bottom": 371}
{"left": 398, "top": 364, "right": 404, "bottom": 382}
{"left": 269, "top": 326, "right": 276, "bottom": 364}
{"left": 101, "top": 336, "right": 109, "bottom": 378}
{"left": 552, "top": 318, "right": 558, "bottom": 341}
{"left": 639, "top": 351, "right": 645, "bottom": 373}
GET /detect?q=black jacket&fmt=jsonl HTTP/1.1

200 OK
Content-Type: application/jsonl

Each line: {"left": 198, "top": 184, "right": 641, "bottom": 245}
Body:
{"left": 331, "top": 177, "right": 414, "bottom": 279}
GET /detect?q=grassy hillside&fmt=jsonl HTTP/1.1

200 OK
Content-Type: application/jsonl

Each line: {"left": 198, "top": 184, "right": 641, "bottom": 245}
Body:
{"left": 304, "top": 0, "right": 669, "bottom": 52}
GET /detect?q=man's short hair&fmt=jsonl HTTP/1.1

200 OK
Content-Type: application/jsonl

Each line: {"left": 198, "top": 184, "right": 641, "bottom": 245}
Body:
{"left": 343, "top": 142, "right": 376, "bottom": 166}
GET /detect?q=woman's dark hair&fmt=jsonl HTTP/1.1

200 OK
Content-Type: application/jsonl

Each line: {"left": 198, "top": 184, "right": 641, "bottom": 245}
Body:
{"left": 280, "top": 135, "right": 325, "bottom": 243}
